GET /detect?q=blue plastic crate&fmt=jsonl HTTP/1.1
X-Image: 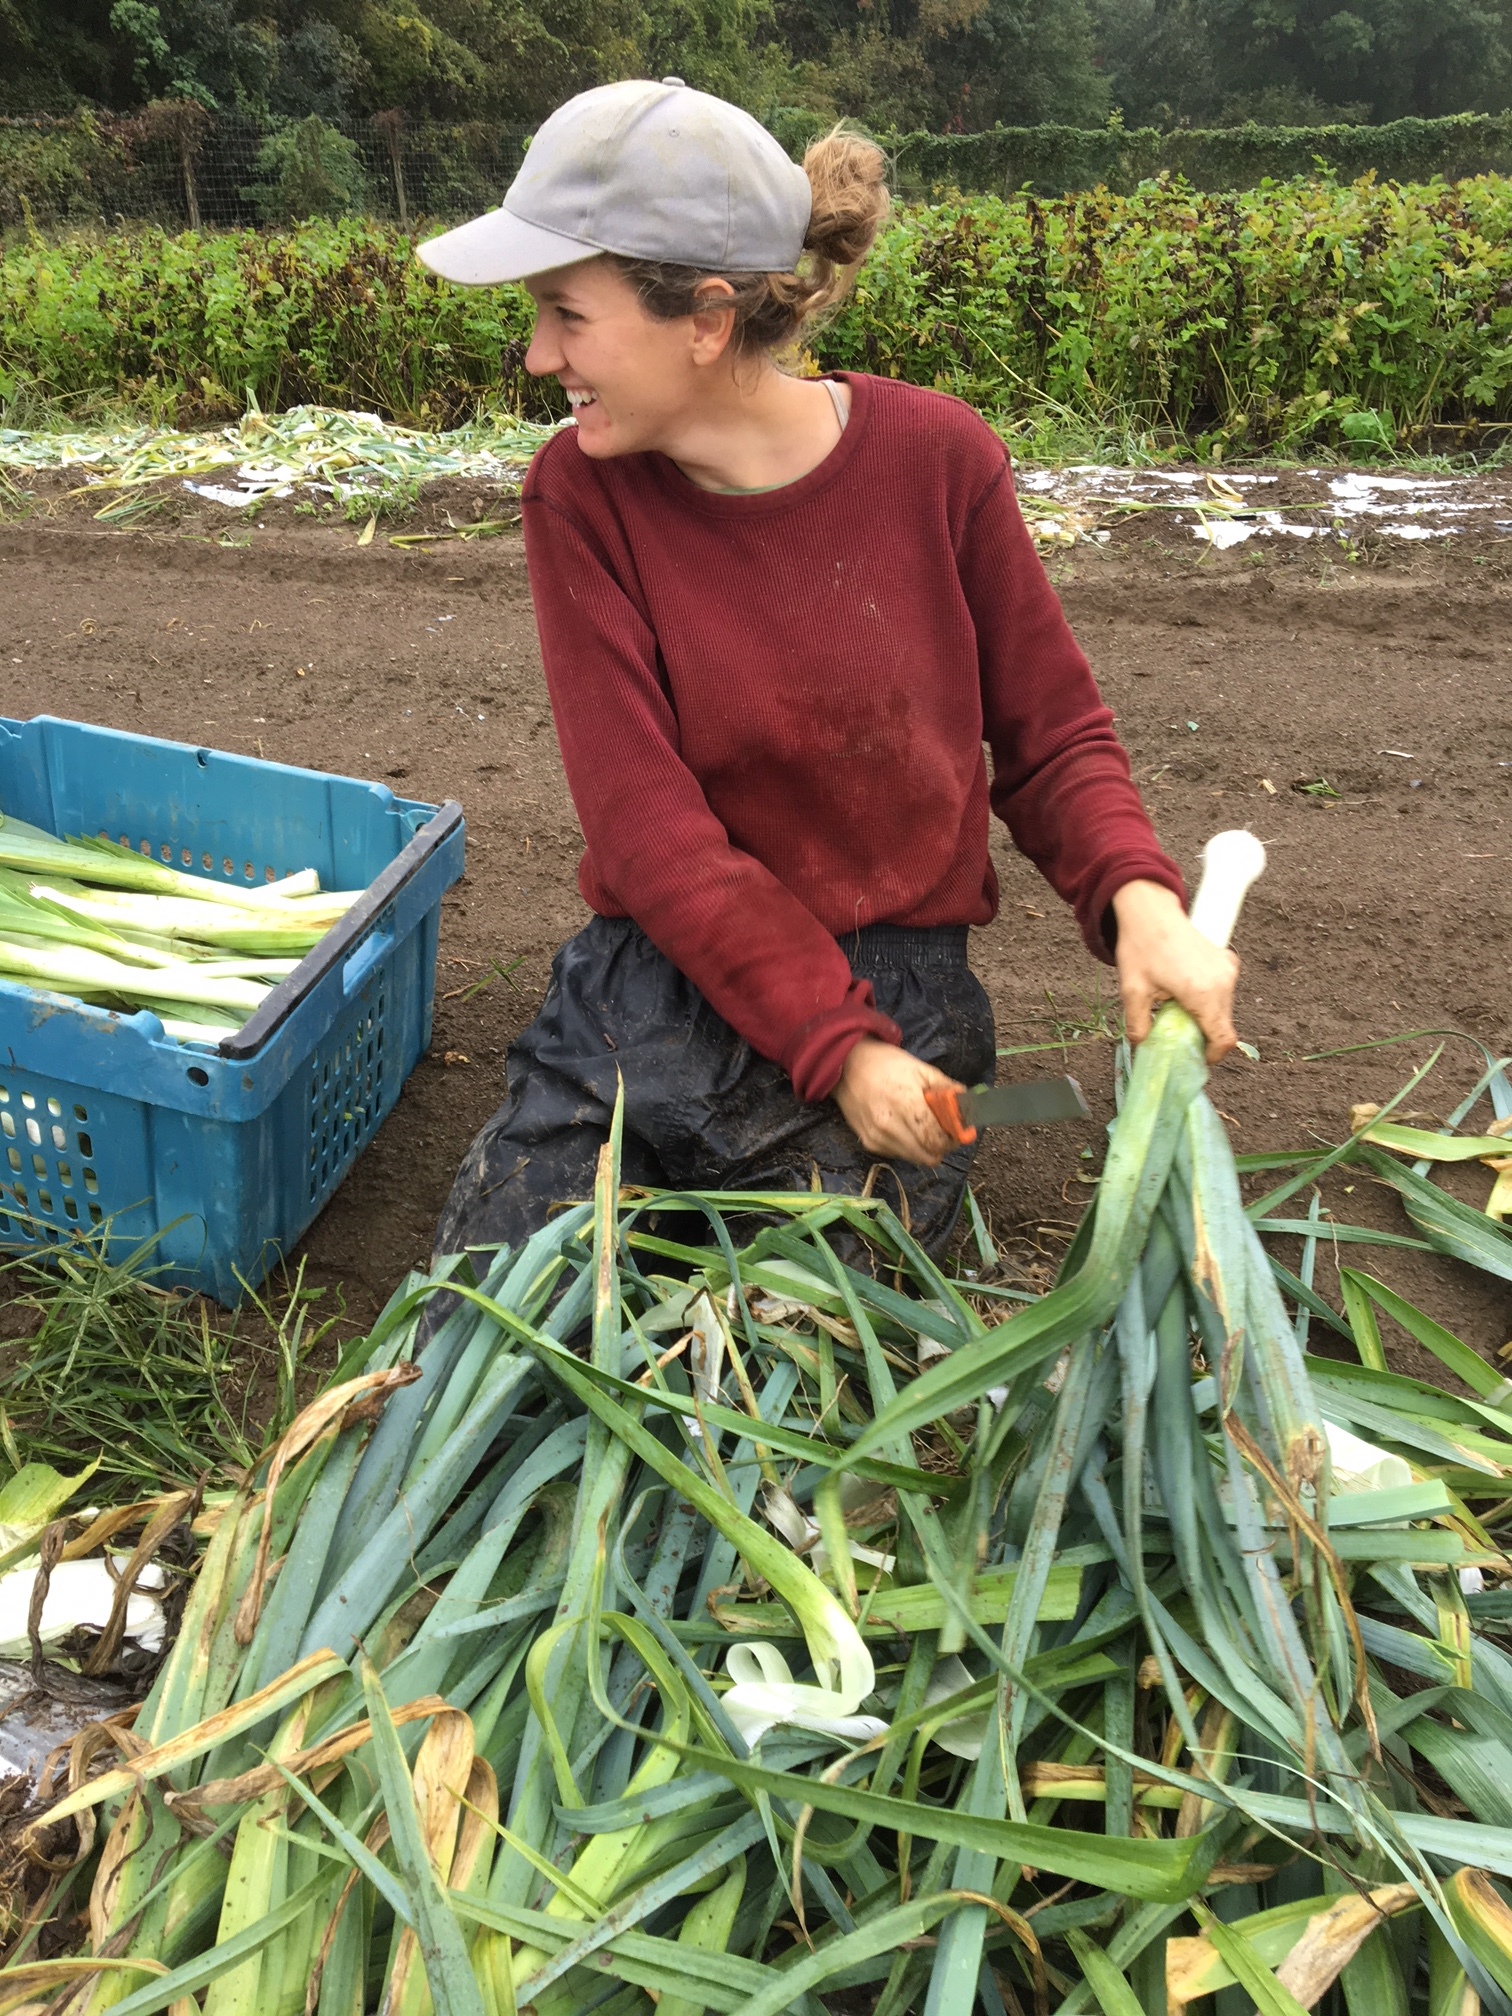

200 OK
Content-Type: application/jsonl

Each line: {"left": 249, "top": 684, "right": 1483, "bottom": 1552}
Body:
{"left": 0, "top": 715, "right": 465, "bottom": 1303}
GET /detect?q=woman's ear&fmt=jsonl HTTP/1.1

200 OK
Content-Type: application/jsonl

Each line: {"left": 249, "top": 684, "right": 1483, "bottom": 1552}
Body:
{"left": 689, "top": 276, "right": 737, "bottom": 365}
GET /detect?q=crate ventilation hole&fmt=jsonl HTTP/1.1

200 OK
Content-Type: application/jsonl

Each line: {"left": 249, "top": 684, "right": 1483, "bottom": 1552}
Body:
{"left": 309, "top": 993, "right": 386, "bottom": 1203}
{"left": 99, "top": 831, "right": 285, "bottom": 884}
{"left": 0, "top": 1086, "right": 101, "bottom": 1243}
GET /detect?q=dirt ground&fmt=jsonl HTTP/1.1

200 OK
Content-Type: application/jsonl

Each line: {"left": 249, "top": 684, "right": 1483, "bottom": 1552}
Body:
{"left": 0, "top": 474, "right": 1509, "bottom": 1387}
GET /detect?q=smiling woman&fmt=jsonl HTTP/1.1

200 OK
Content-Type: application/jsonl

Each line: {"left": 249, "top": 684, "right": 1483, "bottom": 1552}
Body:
{"left": 521, "top": 258, "right": 853, "bottom": 485}
{"left": 413, "top": 79, "right": 1239, "bottom": 1275}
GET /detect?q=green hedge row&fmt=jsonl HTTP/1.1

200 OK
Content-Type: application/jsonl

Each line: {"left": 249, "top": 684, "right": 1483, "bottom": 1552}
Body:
{"left": 3, "top": 173, "right": 1510, "bottom": 449}
{"left": 766, "top": 108, "right": 1512, "bottom": 195}
{"left": 888, "top": 112, "right": 1512, "bottom": 198}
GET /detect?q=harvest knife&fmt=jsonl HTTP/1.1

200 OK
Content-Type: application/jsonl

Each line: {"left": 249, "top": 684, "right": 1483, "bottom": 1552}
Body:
{"left": 924, "top": 1075, "right": 1091, "bottom": 1146}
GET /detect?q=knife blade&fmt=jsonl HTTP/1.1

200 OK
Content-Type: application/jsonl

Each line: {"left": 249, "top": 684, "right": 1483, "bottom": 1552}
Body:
{"left": 924, "top": 1076, "right": 1091, "bottom": 1146}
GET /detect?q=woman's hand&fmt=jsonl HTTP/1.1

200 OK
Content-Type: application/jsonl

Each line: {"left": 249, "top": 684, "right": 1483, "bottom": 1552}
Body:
{"left": 1112, "top": 878, "right": 1239, "bottom": 1062}
{"left": 834, "top": 1039, "right": 960, "bottom": 1167}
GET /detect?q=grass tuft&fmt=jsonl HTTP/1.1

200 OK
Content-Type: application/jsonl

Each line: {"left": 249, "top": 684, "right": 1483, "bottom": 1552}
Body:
{"left": 0, "top": 1232, "right": 342, "bottom": 1498}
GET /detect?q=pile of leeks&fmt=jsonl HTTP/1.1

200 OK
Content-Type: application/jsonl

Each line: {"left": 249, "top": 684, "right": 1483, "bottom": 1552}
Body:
{"left": 7, "top": 847, "right": 1512, "bottom": 2016}
{"left": 0, "top": 813, "right": 356, "bottom": 1045}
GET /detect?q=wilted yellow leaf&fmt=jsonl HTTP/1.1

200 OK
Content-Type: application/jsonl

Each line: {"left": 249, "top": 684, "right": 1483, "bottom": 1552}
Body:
{"left": 1168, "top": 1885, "right": 1417, "bottom": 2012}
{"left": 1274, "top": 1885, "right": 1419, "bottom": 2006}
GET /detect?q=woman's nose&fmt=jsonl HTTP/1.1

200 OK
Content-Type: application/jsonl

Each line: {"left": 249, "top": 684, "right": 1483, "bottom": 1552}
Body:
{"left": 524, "top": 316, "right": 562, "bottom": 378}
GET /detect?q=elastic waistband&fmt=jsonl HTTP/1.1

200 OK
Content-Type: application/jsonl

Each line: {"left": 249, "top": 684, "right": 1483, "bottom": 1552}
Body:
{"left": 836, "top": 923, "right": 970, "bottom": 970}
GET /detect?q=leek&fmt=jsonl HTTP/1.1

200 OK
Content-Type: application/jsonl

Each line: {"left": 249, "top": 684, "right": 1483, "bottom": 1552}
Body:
{"left": 0, "top": 808, "right": 358, "bottom": 1042}
{"left": 9, "top": 830, "right": 1512, "bottom": 2016}
{"left": 0, "top": 936, "right": 271, "bottom": 1014}
{"left": 0, "top": 812, "right": 355, "bottom": 916}
{"left": 32, "top": 882, "right": 354, "bottom": 947}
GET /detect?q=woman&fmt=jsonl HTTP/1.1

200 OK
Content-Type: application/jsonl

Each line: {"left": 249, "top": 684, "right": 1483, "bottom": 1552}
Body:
{"left": 417, "top": 77, "right": 1237, "bottom": 1265}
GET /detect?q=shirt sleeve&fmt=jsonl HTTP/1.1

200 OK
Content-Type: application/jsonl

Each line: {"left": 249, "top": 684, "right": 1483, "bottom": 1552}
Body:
{"left": 523, "top": 492, "right": 901, "bottom": 1102}
{"left": 957, "top": 456, "right": 1186, "bottom": 957}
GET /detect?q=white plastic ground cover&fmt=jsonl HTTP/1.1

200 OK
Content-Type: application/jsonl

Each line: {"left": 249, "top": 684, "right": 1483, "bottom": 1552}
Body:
{"left": 0, "top": 1556, "right": 167, "bottom": 1657}
{"left": 0, "top": 404, "right": 561, "bottom": 507}
{"left": 5, "top": 408, "right": 1510, "bottom": 543}
{"left": 1015, "top": 461, "right": 1512, "bottom": 548}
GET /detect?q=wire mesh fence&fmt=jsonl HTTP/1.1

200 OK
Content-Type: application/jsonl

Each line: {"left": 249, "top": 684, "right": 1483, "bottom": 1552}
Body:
{"left": 11, "top": 102, "right": 1512, "bottom": 243}
{"left": 1, "top": 110, "right": 534, "bottom": 236}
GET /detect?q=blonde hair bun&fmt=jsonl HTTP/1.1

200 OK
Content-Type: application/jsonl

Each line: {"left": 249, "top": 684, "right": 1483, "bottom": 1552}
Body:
{"left": 802, "top": 129, "right": 891, "bottom": 271}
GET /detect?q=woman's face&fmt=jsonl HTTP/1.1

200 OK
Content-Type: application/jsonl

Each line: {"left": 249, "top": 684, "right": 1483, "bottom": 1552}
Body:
{"left": 524, "top": 259, "right": 732, "bottom": 459}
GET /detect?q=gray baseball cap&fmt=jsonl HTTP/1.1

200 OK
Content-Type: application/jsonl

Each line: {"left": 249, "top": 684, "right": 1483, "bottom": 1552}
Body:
{"left": 416, "top": 79, "right": 813, "bottom": 286}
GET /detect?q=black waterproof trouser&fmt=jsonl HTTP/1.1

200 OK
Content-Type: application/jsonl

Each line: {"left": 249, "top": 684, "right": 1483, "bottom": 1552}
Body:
{"left": 429, "top": 915, "right": 995, "bottom": 1270}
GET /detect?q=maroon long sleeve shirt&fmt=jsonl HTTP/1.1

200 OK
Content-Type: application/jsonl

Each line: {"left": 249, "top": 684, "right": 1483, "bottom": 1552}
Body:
{"left": 521, "top": 372, "right": 1184, "bottom": 1102}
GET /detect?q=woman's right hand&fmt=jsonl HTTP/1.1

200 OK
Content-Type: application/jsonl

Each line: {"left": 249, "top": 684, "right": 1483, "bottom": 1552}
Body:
{"left": 834, "top": 1038, "right": 961, "bottom": 1167}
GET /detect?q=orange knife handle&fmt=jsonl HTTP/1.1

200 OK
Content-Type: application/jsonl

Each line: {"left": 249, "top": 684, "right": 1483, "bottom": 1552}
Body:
{"left": 924, "top": 1085, "right": 976, "bottom": 1146}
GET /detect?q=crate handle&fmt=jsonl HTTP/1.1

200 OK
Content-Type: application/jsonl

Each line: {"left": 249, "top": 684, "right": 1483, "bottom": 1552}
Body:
{"left": 343, "top": 924, "right": 394, "bottom": 997}
{"left": 218, "top": 801, "right": 464, "bottom": 1062}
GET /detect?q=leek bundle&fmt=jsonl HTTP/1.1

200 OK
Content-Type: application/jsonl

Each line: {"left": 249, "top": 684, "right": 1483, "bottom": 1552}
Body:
{"left": 0, "top": 811, "right": 358, "bottom": 1046}
{"left": 8, "top": 833, "right": 1512, "bottom": 2016}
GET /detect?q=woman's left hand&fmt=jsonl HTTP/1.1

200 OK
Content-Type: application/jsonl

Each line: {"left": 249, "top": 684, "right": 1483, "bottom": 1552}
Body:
{"left": 1111, "top": 878, "right": 1239, "bottom": 1063}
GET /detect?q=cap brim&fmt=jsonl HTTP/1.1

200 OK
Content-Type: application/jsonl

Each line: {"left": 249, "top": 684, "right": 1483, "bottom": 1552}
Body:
{"left": 415, "top": 206, "right": 599, "bottom": 285}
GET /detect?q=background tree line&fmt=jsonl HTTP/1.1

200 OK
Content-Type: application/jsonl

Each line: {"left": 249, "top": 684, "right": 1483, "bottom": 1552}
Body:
{"left": 3, "top": 0, "right": 1510, "bottom": 139}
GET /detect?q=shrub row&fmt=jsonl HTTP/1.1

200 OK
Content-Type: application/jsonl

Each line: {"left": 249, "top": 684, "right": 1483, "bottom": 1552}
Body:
{"left": 772, "top": 110, "right": 1512, "bottom": 198}
{"left": 939, "top": 112, "right": 1512, "bottom": 198}
{"left": 3, "top": 174, "right": 1510, "bottom": 450}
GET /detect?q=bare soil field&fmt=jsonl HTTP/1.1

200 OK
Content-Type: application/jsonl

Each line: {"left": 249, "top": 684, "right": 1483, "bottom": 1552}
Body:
{"left": 1, "top": 482, "right": 1509, "bottom": 1387}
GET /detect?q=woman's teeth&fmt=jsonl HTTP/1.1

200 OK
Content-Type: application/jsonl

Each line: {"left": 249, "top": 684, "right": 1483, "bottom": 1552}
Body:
{"left": 565, "top": 389, "right": 597, "bottom": 410}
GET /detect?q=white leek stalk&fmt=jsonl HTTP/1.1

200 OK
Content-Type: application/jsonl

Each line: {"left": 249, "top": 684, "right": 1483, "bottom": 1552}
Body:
{"left": 0, "top": 936, "right": 271, "bottom": 1014}
{"left": 0, "top": 814, "right": 350, "bottom": 917}
{"left": 31, "top": 883, "right": 350, "bottom": 950}
{"left": 722, "top": 1639, "right": 888, "bottom": 1746}
{"left": 1323, "top": 1422, "right": 1412, "bottom": 1494}
{"left": 0, "top": 877, "right": 181, "bottom": 967}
